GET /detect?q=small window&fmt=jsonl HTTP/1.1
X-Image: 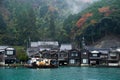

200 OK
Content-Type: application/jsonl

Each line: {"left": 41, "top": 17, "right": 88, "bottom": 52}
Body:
{"left": 69, "top": 59, "right": 75, "bottom": 64}
{"left": 83, "top": 52, "right": 87, "bottom": 55}
{"left": 82, "top": 59, "right": 88, "bottom": 64}
{"left": 6, "top": 51, "right": 13, "bottom": 55}
{"left": 93, "top": 54, "right": 97, "bottom": 57}
{"left": 110, "top": 53, "right": 116, "bottom": 56}
{"left": 71, "top": 53, "right": 74, "bottom": 56}
{"left": 75, "top": 53, "right": 78, "bottom": 56}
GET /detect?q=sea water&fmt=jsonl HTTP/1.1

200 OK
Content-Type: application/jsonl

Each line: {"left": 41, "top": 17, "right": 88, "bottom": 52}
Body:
{"left": 0, "top": 67, "right": 120, "bottom": 80}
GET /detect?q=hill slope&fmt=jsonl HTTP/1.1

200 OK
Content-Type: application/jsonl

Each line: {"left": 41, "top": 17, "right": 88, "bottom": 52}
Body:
{"left": 0, "top": 0, "right": 98, "bottom": 45}
{"left": 91, "top": 35, "right": 120, "bottom": 48}
{"left": 63, "top": 0, "right": 120, "bottom": 48}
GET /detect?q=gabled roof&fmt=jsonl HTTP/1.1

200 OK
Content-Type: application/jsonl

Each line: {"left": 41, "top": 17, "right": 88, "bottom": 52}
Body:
{"left": 6, "top": 48, "right": 15, "bottom": 50}
{"left": 87, "top": 47, "right": 110, "bottom": 54}
{"left": 116, "top": 48, "right": 120, "bottom": 52}
{"left": 90, "top": 50, "right": 99, "bottom": 54}
{"left": 0, "top": 46, "right": 9, "bottom": 52}
{"left": 27, "top": 47, "right": 39, "bottom": 56}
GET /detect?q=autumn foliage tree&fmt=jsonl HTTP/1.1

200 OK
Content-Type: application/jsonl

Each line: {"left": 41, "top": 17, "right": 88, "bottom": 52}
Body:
{"left": 76, "top": 13, "right": 93, "bottom": 28}
{"left": 98, "top": 6, "right": 112, "bottom": 16}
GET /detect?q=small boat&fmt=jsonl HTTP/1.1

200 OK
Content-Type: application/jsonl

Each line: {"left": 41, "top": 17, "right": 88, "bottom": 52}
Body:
{"left": 25, "top": 58, "right": 58, "bottom": 68}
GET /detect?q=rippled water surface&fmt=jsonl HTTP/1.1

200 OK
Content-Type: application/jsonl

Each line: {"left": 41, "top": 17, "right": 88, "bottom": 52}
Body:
{"left": 0, "top": 67, "right": 120, "bottom": 80}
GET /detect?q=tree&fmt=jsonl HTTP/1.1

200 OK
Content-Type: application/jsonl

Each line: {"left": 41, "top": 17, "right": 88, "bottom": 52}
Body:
{"left": 49, "top": 13, "right": 56, "bottom": 40}
{"left": 0, "top": 14, "right": 6, "bottom": 34}
{"left": 14, "top": 5, "right": 38, "bottom": 45}
{"left": 16, "top": 51, "right": 28, "bottom": 63}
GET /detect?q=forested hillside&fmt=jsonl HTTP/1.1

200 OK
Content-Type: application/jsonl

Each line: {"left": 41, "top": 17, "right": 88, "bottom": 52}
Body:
{"left": 0, "top": 0, "right": 95, "bottom": 46}
{"left": 0, "top": 0, "right": 65, "bottom": 45}
{"left": 0, "top": 0, "right": 120, "bottom": 47}
{"left": 63, "top": 0, "right": 120, "bottom": 48}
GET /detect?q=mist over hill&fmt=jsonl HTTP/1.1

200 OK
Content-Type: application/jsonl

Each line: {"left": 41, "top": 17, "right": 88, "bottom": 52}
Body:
{"left": 0, "top": 0, "right": 100, "bottom": 45}
{"left": 1, "top": 0, "right": 119, "bottom": 48}
{"left": 62, "top": 0, "right": 120, "bottom": 48}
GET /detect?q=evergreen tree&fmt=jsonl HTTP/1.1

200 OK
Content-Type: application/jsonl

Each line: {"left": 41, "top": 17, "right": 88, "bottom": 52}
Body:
{"left": 49, "top": 13, "right": 55, "bottom": 40}
{"left": 0, "top": 14, "right": 6, "bottom": 34}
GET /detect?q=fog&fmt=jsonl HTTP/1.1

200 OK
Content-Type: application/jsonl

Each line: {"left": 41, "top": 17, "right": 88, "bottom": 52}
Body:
{"left": 65, "top": 0, "right": 99, "bottom": 14}
{"left": 22, "top": 0, "right": 100, "bottom": 15}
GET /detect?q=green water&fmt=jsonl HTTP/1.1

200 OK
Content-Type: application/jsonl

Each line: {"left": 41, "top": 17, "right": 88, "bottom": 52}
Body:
{"left": 0, "top": 67, "right": 120, "bottom": 80}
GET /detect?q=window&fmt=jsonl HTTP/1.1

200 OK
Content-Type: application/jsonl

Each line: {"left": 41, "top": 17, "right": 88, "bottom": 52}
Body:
{"left": 71, "top": 53, "right": 74, "bottom": 57}
{"left": 82, "top": 59, "right": 88, "bottom": 64}
{"left": 90, "top": 61, "right": 96, "bottom": 64}
{"left": 6, "top": 51, "right": 13, "bottom": 55}
{"left": 69, "top": 59, "right": 75, "bottom": 64}
{"left": 110, "top": 53, "right": 116, "bottom": 56}
{"left": 71, "top": 51, "right": 78, "bottom": 57}
{"left": 75, "top": 53, "right": 78, "bottom": 56}
{"left": 83, "top": 52, "right": 87, "bottom": 55}
{"left": 92, "top": 54, "right": 97, "bottom": 57}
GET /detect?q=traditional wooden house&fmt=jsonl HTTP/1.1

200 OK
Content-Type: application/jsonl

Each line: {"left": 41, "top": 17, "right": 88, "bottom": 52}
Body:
{"left": 49, "top": 50, "right": 58, "bottom": 60}
{"left": 41, "top": 50, "right": 58, "bottom": 59}
{"left": 58, "top": 51, "right": 68, "bottom": 66}
{"left": 0, "top": 50, "right": 5, "bottom": 65}
{"left": 80, "top": 49, "right": 89, "bottom": 66}
{"left": 0, "top": 52, "right": 4, "bottom": 65}
{"left": 99, "top": 49, "right": 109, "bottom": 66}
{"left": 27, "top": 41, "right": 59, "bottom": 58}
{"left": 117, "top": 48, "right": 120, "bottom": 66}
{"left": 40, "top": 50, "right": 59, "bottom": 67}
{"left": 58, "top": 44, "right": 72, "bottom": 66}
{"left": 27, "top": 47, "right": 39, "bottom": 58}
{"left": 68, "top": 49, "right": 80, "bottom": 66}
{"left": 108, "top": 48, "right": 120, "bottom": 67}
{"left": 41, "top": 50, "right": 51, "bottom": 59}
{"left": 0, "top": 46, "right": 16, "bottom": 65}
{"left": 0, "top": 46, "right": 8, "bottom": 65}
{"left": 5, "top": 47, "right": 16, "bottom": 64}
{"left": 89, "top": 50, "right": 101, "bottom": 66}
{"left": 30, "top": 52, "right": 42, "bottom": 58}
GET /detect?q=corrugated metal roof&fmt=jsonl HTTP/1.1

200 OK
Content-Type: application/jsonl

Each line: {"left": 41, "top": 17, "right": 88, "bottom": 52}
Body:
{"left": 39, "top": 48, "right": 50, "bottom": 51}
{"left": 0, "top": 46, "right": 8, "bottom": 50}
{"left": 31, "top": 41, "right": 59, "bottom": 47}
{"left": 38, "top": 41, "right": 59, "bottom": 46}
{"left": 31, "top": 42, "right": 39, "bottom": 47}
{"left": 0, "top": 50, "right": 5, "bottom": 52}
{"left": 60, "top": 44, "right": 72, "bottom": 51}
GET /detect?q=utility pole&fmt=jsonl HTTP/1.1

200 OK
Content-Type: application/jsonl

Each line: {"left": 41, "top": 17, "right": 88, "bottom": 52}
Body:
{"left": 28, "top": 37, "right": 31, "bottom": 48}
{"left": 81, "top": 36, "right": 86, "bottom": 49}
{"left": 27, "top": 37, "right": 31, "bottom": 48}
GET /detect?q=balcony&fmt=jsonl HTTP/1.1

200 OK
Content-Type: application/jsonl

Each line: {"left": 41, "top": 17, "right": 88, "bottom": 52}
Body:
{"left": 100, "top": 56, "right": 108, "bottom": 59}
{"left": 89, "top": 57, "right": 101, "bottom": 60}
{"left": 109, "top": 53, "right": 117, "bottom": 57}
{"left": 108, "top": 63, "right": 119, "bottom": 66}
